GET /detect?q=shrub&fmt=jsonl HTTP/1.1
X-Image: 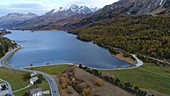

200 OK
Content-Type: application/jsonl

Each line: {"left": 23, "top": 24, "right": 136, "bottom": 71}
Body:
{"left": 95, "top": 79, "right": 103, "bottom": 87}
{"left": 61, "top": 82, "right": 68, "bottom": 89}
{"left": 82, "top": 87, "right": 91, "bottom": 96}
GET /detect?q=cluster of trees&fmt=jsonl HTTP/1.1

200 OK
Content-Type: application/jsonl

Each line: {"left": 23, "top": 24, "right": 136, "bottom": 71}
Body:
{"left": 70, "top": 15, "right": 170, "bottom": 61}
{"left": 59, "top": 68, "right": 92, "bottom": 96}
{"left": 0, "top": 37, "right": 17, "bottom": 58}
{"left": 0, "top": 30, "right": 16, "bottom": 58}
{"left": 79, "top": 64, "right": 150, "bottom": 96}
{"left": 137, "top": 53, "right": 170, "bottom": 67}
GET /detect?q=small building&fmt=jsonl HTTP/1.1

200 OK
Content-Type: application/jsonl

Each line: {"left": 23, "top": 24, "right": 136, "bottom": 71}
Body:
{"left": 30, "top": 76, "right": 39, "bottom": 85}
{"left": 42, "top": 90, "right": 50, "bottom": 95}
{"left": 30, "top": 88, "right": 42, "bottom": 96}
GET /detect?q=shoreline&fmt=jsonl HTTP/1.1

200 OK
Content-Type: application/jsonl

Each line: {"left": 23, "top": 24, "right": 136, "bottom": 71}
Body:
{"left": 23, "top": 54, "right": 143, "bottom": 70}
{"left": 0, "top": 42, "right": 143, "bottom": 71}
{"left": 113, "top": 51, "right": 137, "bottom": 65}
{"left": 19, "top": 29, "right": 137, "bottom": 64}
{"left": 4, "top": 30, "right": 143, "bottom": 70}
{"left": 33, "top": 30, "right": 62, "bottom": 32}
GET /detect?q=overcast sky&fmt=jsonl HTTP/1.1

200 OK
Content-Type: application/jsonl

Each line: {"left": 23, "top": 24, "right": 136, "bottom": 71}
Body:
{"left": 0, "top": 0, "right": 119, "bottom": 16}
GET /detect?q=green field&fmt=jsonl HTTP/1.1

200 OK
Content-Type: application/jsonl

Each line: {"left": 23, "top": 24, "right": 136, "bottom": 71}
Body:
{"left": 0, "top": 67, "right": 28, "bottom": 90}
{"left": 30, "top": 64, "right": 69, "bottom": 75}
{"left": 0, "top": 67, "right": 50, "bottom": 96}
{"left": 101, "top": 63, "right": 170, "bottom": 95}
{"left": 29, "top": 63, "right": 170, "bottom": 95}
{"left": 14, "top": 80, "right": 50, "bottom": 96}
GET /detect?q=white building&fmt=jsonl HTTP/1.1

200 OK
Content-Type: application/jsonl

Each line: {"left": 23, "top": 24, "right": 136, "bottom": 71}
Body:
{"left": 30, "top": 76, "right": 39, "bottom": 85}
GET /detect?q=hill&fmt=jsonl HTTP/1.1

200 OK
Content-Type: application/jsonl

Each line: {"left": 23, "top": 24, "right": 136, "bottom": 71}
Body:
{"left": 69, "top": 15, "right": 170, "bottom": 61}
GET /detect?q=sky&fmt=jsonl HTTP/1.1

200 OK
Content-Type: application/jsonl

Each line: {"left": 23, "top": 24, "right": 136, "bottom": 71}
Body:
{"left": 0, "top": 0, "right": 119, "bottom": 16}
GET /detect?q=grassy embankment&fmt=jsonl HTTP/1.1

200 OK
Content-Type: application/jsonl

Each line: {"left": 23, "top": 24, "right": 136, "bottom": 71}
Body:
{"left": 30, "top": 64, "right": 69, "bottom": 75}
{"left": 31, "top": 63, "right": 170, "bottom": 95}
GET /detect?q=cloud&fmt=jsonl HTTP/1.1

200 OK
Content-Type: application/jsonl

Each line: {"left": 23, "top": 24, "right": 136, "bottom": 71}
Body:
{"left": 9, "top": 3, "right": 45, "bottom": 9}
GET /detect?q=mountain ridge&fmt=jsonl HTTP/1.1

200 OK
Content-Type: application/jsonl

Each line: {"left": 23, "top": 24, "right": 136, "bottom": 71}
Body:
{"left": 55, "top": 0, "right": 170, "bottom": 31}
{"left": 0, "top": 12, "right": 37, "bottom": 28}
{"left": 7, "top": 4, "right": 99, "bottom": 30}
{"left": 1, "top": 0, "right": 170, "bottom": 30}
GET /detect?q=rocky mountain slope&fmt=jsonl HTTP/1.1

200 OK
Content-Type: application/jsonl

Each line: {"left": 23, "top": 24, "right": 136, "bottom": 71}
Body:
{"left": 0, "top": 13, "right": 37, "bottom": 28}
{"left": 57, "top": 0, "right": 170, "bottom": 31}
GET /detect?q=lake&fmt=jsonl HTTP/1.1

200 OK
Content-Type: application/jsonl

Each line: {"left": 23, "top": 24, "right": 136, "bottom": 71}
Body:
{"left": 5, "top": 30, "right": 130, "bottom": 69}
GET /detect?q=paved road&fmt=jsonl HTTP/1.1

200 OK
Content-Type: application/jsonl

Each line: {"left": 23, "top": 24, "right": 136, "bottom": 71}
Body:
{"left": 0, "top": 78, "right": 14, "bottom": 96}
{"left": 143, "top": 55, "right": 170, "bottom": 65}
{"left": 0, "top": 47, "right": 60, "bottom": 96}
{"left": 13, "top": 84, "right": 32, "bottom": 93}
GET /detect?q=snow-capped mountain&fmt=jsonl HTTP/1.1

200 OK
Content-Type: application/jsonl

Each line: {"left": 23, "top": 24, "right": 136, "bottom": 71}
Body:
{"left": 45, "top": 4, "right": 99, "bottom": 15}
{"left": 13, "top": 4, "right": 99, "bottom": 30}
{"left": 68, "top": 4, "right": 98, "bottom": 14}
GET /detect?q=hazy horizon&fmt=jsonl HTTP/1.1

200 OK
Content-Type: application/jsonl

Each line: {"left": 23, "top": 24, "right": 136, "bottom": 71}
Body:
{"left": 0, "top": 0, "right": 119, "bottom": 16}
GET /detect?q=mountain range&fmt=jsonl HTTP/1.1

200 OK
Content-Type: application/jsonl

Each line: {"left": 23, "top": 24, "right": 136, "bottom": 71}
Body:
{"left": 0, "top": 0, "right": 170, "bottom": 30}
{"left": 0, "top": 13, "right": 37, "bottom": 28}
{"left": 57, "top": 0, "right": 170, "bottom": 31}
{"left": 0, "top": 4, "right": 99, "bottom": 29}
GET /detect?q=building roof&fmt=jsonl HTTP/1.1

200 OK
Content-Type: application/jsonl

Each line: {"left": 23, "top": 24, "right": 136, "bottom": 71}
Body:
{"left": 30, "top": 76, "right": 38, "bottom": 82}
{"left": 42, "top": 90, "right": 50, "bottom": 94}
{"left": 30, "top": 88, "right": 42, "bottom": 95}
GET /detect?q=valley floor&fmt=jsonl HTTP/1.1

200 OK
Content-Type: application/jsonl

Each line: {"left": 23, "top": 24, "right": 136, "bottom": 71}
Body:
{"left": 30, "top": 63, "right": 170, "bottom": 96}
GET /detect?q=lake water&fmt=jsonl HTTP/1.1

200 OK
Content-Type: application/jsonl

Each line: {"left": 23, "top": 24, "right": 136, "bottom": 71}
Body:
{"left": 5, "top": 30, "right": 130, "bottom": 69}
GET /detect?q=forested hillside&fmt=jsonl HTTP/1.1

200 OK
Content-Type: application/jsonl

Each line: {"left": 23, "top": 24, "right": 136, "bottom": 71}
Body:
{"left": 70, "top": 15, "right": 170, "bottom": 60}
{"left": 0, "top": 31, "right": 17, "bottom": 58}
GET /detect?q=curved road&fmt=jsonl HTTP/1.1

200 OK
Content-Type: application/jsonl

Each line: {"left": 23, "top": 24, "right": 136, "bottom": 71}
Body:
{"left": 0, "top": 47, "right": 60, "bottom": 96}
{"left": 0, "top": 78, "right": 14, "bottom": 96}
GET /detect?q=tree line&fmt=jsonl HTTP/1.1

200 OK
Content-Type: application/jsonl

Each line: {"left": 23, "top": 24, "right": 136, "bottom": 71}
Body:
{"left": 0, "top": 31, "right": 17, "bottom": 58}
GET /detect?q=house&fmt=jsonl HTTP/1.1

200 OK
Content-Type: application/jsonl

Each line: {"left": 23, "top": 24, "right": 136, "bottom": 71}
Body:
{"left": 30, "top": 88, "right": 42, "bottom": 96}
{"left": 30, "top": 76, "right": 39, "bottom": 85}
